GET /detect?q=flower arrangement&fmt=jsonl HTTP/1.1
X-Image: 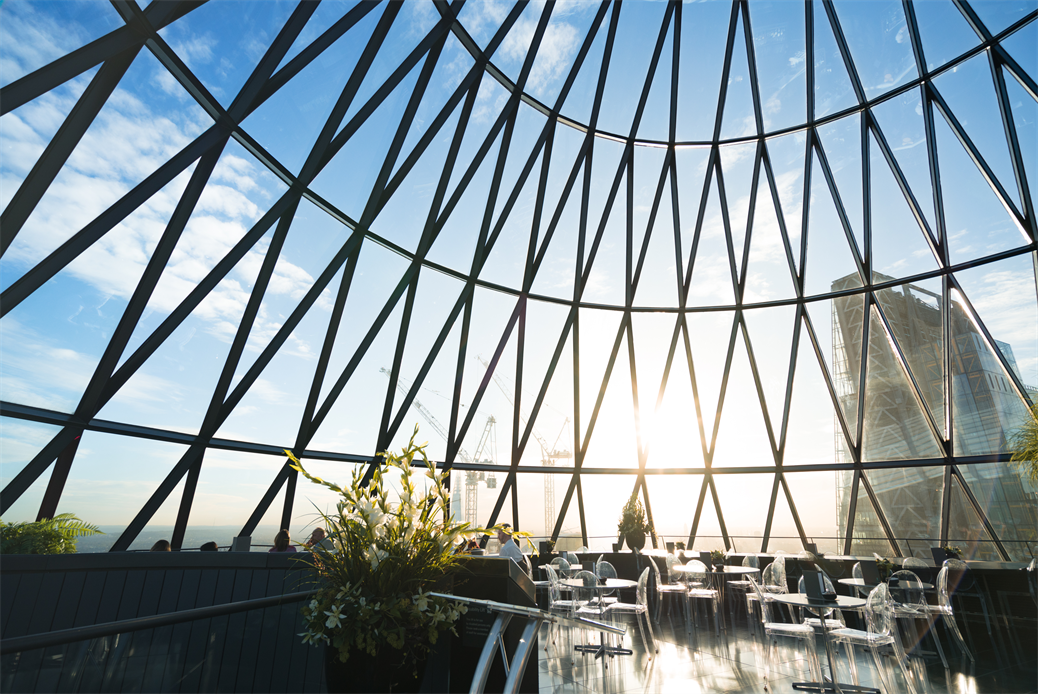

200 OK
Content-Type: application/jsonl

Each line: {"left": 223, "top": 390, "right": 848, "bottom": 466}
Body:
{"left": 710, "top": 550, "right": 725, "bottom": 566}
{"left": 286, "top": 427, "right": 475, "bottom": 676}
{"left": 941, "top": 545, "right": 963, "bottom": 559}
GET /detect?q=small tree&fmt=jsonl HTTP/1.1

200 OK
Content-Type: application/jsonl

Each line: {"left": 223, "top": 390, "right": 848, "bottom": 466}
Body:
{"left": 0, "top": 513, "right": 103, "bottom": 554}
{"left": 617, "top": 492, "right": 649, "bottom": 537}
{"left": 1008, "top": 403, "right": 1038, "bottom": 483}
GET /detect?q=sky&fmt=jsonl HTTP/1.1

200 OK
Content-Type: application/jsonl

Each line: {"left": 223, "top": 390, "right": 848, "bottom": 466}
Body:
{"left": 0, "top": 0, "right": 1035, "bottom": 549}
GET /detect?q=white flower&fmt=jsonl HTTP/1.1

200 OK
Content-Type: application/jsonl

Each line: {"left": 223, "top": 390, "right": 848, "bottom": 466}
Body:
{"left": 413, "top": 593, "right": 430, "bottom": 612}
{"left": 324, "top": 604, "right": 344, "bottom": 629}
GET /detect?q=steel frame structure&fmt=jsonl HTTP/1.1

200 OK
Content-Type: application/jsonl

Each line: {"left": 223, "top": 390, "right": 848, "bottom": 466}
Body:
{"left": 1, "top": 0, "right": 1035, "bottom": 558}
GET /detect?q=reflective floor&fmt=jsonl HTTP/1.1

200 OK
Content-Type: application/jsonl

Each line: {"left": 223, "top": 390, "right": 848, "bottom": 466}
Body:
{"left": 537, "top": 608, "right": 1037, "bottom": 694}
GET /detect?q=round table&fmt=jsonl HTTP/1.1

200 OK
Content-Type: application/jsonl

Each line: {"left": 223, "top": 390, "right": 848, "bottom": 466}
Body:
{"left": 561, "top": 578, "right": 638, "bottom": 660}
{"left": 837, "top": 577, "right": 933, "bottom": 598}
{"left": 770, "top": 593, "right": 874, "bottom": 694}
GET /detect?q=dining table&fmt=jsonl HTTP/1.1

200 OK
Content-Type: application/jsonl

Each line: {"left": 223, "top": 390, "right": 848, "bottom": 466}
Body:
{"left": 770, "top": 593, "right": 876, "bottom": 694}
{"left": 562, "top": 577, "right": 637, "bottom": 661}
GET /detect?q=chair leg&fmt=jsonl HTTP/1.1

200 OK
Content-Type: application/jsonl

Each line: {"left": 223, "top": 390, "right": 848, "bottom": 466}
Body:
{"left": 642, "top": 611, "right": 658, "bottom": 654}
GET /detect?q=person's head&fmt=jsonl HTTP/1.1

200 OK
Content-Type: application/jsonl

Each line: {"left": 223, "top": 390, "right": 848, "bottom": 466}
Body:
{"left": 274, "top": 529, "right": 291, "bottom": 552}
{"left": 496, "top": 524, "right": 512, "bottom": 545}
{"left": 309, "top": 527, "right": 326, "bottom": 543}
{"left": 151, "top": 539, "right": 171, "bottom": 552}
{"left": 200, "top": 541, "right": 219, "bottom": 552}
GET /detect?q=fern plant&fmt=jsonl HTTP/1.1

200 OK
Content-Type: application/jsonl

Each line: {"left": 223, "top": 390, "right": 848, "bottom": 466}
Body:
{"left": 0, "top": 513, "right": 103, "bottom": 554}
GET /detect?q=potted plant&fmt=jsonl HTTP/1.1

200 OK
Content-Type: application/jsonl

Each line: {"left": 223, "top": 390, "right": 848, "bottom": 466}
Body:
{"left": 617, "top": 492, "right": 650, "bottom": 552}
{"left": 941, "top": 545, "right": 963, "bottom": 560}
{"left": 710, "top": 549, "right": 725, "bottom": 571}
{"left": 875, "top": 557, "right": 895, "bottom": 581}
{"left": 286, "top": 427, "right": 474, "bottom": 693}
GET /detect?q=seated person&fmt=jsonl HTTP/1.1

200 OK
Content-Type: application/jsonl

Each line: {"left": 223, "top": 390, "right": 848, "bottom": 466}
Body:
{"left": 305, "top": 527, "right": 334, "bottom": 551}
{"left": 495, "top": 524, "right": 524, "bottom": 564}
{"left": 200, "top": 541, "right": 219, "bottom": 552}
{"left": 269, "top": 529, "right": 296, "bottom": 553}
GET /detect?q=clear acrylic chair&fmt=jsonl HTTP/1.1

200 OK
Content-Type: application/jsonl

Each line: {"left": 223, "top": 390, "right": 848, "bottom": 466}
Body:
{"left": 650, "top": 554, "right": 687, "bottom": 624}
{"left": 684, "top": 559, "right": 721, "bottom": 637}
{"left": 543, "top": 564, "right": 586, "bottom": 656}
{"left": 605, "top": 567, "right": 658, "bottom": 657}
{"left": 924, "top": 560, "right": 974, "bottom": 665}
{"left": 726, "top": 554, "right": 759, "bottom": 623}
{"left": 747, "top": 575, "right": 822, "bottom": 689}
{"left": 594, "top": 559, "right": 620, "bottom": 607}
{"left": 827, "top": 583, "right": 918, "bottom": 694}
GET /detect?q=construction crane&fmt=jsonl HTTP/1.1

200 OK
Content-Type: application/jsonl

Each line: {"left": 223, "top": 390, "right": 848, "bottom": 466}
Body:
{"left": 379, "top": 368, "right": 496, "bottom": 525}
{"left": 475, "top": 356, "right": 572, "bottom": 535}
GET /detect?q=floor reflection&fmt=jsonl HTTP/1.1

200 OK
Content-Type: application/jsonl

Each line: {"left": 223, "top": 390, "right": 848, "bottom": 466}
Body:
{"left": 537, "top": 611, "right": 1035, "bottom": 694}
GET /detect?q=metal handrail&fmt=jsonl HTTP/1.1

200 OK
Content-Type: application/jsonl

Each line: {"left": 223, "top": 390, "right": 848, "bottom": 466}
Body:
{"left": 0, "top": 589, "right": 319, "bottom": 655}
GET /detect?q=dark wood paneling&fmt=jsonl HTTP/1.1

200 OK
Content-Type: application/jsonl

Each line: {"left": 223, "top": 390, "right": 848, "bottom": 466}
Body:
{"left": 5, "top": 571, "right": 45, "bottom": 638}
{"left": 197, "top": 569, "right": 236, "bottom": 692}
{"left": 216, "top": 569, "right": 253, "bottom": 692}
{"left": 233, "top": 569, "right": 271, "bottom": 693}
{"left": 162, "top": 569, "right": 201, "bottom": 691}
{"left": 1, "top": 572, "right": 21, "bottom": 634}
{"left": 251, "top": 569, "right": 287, "bottom": 693}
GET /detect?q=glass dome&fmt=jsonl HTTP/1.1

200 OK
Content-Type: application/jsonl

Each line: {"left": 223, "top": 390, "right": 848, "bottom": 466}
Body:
{"left": 1, "top": 0, "right": 1035, "bottom": 558}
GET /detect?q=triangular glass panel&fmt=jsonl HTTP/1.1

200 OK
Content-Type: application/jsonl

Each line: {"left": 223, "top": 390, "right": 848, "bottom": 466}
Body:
{"left": 306, "top": 298, "right": 404, "bottom": 456}
{"left": 677, "top": 0, "right": 733, "bottom": 140}
{"left": 581, "top": 331, "right": 638, "bottom": 471}
{"left": 719, "top": 141, "right": 759, "bottom": 280}
{"left": 874, "top": 277, "right": 946, "bottom": 438}
{"left": 490, "top": 102, "right": 549, "bottom": 230}
{"left": 870, "top": 87, "right": 940, "bottom": 235}
{"left": 645, "top": 475, "right": 703, "bottom": 547}
{"left": 274, "top": 1, "right": 366, "bottom": 72}
{"left": 947, "top": 472, "right": 1001, "bottom": 562}
{"left": 830, "top": 0, "right": 918, "bottom": 100}
{"left": 0, "top": 421, "right": 63, "bottom": 524}
{"left": 713, "top": 474, "right": 772, "bottom": 549}
{"left": 426, "top": 128, "right": 502, "bottom": 272}
{"left": 632, "top": 159, "right": 682, "bottom": 308}
{"left": 957, "top": 462, "right": 1038, "bottom": 562}
{"left": 764, "top": 132, "right": 808, "bottom": 271}
{"left": 479, "top": 152, "right": 538, "bottom": 291}
{"left": 309, "top": 61, "right": 422, "bottom": 225}
{"left": 933, "top": 52, "right": 1023, "bottom": 211}
{"left": 866, "top": 464, "right": 944, "bottom": 559}
{"left": 815, "top": 113, "right": 864, "bottom": 252}
{"left": 862, "top": 306, "right": 943, "bottom": 461}
{"left": 314, "top": 240, "right": 411, "bottom": 405}
{"left": 386, "top": 302, "right": 462, "bottom": 464}
{"left": 806, "top": 294, "right": 864, "bottom": 440}
{"left": 719, "top": 10, "right": 758, "bottom": 140}
{"left": 784, "top": 471, "right": 840, "bottom": 554}
{"left": 628, "top": 312, "right": 677, "bottom": 461}
{"left": 645, "top": 325, "right": 706, "bottom": 470}
{"left": 580, "top": 148, "right": 626, "bottom": 307}
{"left": 690, "top": 480, "right": 725, "bottom": 552}
{"left": 228, "top": 196, "right": 353, "bottom": 392}
{"left": 525, "top": 3, "right": 601, "bottom": 109}
{"left": 869, "top": 133, "right": 941, "bottom": 280}
{"left": 576, "top": 309, "right": 628, "bottom": 458}
{"left": 746, "top": 0, "right": 807, "bottom": 133}
{"left": 215, "top": 263, "right": 349, "bottom": 448}
{"left": 743, "top": 304, "right": 798, "bottom": 436}
{"left": 1003, "top": 67, "right": 1038, "bottom": 222}
{"left": 550, "top": 476, "right": 585, "bottom": 551}
{"left": 767, "top": 477, "right": 805, "bottom": 554}
{"left": 517, "top": 298, "right": 572, "bottom": 430}
{"left": 1000, "top": 20, "right": 1036, "bottom": 85}
{"left": 713, "top": 329, "right": 776, "bottom": 467}
{"left": 686, "top": 311, "right": 738, "bottom": 448}
{"left": 813, "top": 0, "right": 860, "bottom": 118}
{"left": 743, "top": 171, "right": 798, "bottom": 302}
{"left": 57, "top": 429, "right": 190, "bottom": 549}
{"left": 444, "top": 72, "right": 513, "bottom": 199}
{"left": 969, "top": 2, "right": 1035, "bottom": 36}
{"left": 0, "top": 3, "right": 121, "bottom": 86}
{"left": 673, "top": 147, "right": 712, "bottom": 276}
{"left": 686, "top": 175, "right": 737, "bottom": 307}
{"left": 598, "top": 0, "right": 668, "bottom": 138}
{"left": 911, "top": 0, "right": 982, "bottom": 72}
{"left": 455, "top": 1, "right": 514, "bottom": 50}
{"left": 516, "top": 325, "right": 575, "bottom": 472}
{"left": 557, "top": 5, "right": 610, "bottom": 128}
{"left": 936, "top": 112, "right": 1030, "bottom": 265}
{"left": 955, "top": 253, "right": 1037, "bottom": 388}
{"left": 157, "top": 1, "right": 297, "bottom": 110}
{"left": 392, "top": 31, "right": 475, "bottom": 172}
{"left": 483, "top": 2, "right": 550, "bottom": 88}
{"left": 634, "top": 14, "right": 676, "bottom": 142}
{"left": 529, "top": 156, "right": 584, "bottom": 300}
{"left": 847, "top": 473, "right": 893, "bottom": 558}
{"left": 803, "top": 152, "right": 862, "bottom": 296}
{"left": 784, "top": 321, "right": 854, "bottom": 467}
{"left": 948, "top": 282, "right": 1034, "bottom": 456}
{"left": 458, "top": 308, "right": 519, "bottom": 467}
{"left": 457, "top": 286, "right": 521, "bottom": 418}
{"left": 241, "top": 5, "right": 380, "bottom": 176}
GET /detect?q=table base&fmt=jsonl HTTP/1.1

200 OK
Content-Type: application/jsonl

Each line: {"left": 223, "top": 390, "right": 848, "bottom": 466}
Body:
{"left": 574, "top": 642, "right": 633, "bottom": 660}
{"left": 792, "top": 681, "right": 880, "bottom": 694}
